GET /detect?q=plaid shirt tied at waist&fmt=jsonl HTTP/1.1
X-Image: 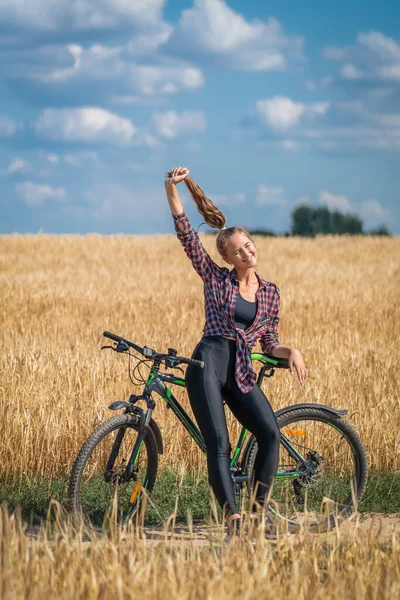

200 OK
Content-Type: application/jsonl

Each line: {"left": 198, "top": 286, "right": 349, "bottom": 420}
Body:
{"left": 173, "top": 210, "right": 280, "bottom": 394}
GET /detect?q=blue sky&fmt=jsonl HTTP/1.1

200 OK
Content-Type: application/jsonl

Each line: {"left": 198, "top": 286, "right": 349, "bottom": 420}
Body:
{"left": 1, "top": 0, "right": 399, "bottom": 234}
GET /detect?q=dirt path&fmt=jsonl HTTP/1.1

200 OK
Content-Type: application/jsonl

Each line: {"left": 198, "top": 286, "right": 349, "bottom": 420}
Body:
{"left": 142, "top": 513, "right": 400, "bottom": 546}
{"left": 23, "top": 513, "right": 400, "bottom": 546}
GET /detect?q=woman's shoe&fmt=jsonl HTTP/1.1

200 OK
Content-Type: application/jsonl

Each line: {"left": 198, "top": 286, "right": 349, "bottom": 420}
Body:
{"left": 245, "top": 511, "right": 278, "bottom": 540}
{"left": 224, "top": 516, "right": 242, "bottom": 543}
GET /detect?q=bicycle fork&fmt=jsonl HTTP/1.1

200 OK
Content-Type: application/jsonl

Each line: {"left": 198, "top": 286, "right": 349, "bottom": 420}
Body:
{"left": 105, "top": 405, "right": 153, "bottom": 484}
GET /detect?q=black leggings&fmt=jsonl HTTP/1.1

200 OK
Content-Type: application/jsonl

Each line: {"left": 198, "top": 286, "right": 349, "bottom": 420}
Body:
{"left": 185, "top": 335, "right": 280, "bottom": 515}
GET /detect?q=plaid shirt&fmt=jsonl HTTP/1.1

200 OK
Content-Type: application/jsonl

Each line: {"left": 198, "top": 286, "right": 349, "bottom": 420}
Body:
{"left": 173, "top": 210, "right": 280, "bottom": 393}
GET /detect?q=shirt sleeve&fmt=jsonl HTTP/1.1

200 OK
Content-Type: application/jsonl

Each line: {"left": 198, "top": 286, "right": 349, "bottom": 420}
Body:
{"left": 172, "top": 210, "right": 223, "bottom": 283}
{"left": 260, "top": 289, "right": 280, "bottom": 356}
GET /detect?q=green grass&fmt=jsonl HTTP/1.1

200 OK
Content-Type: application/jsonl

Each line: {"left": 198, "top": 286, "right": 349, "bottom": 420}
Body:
{"left": 0, "top": 470, "right": 399, "bottom": 526}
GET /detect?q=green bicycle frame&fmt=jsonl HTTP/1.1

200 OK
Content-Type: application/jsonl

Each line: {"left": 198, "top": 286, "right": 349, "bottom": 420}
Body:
{"left": 139, "top": 352, "right": 307, "bottom": 480}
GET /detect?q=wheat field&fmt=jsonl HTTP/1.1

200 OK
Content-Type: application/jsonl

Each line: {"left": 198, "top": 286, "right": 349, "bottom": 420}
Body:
{"left": 0, "top": 504, "right": 399, "bottom": 600}
{"left": 1, "top": 232, "right": 400, "bottom": 598}
{"left": 1, "top": 233, "right": 399, "bottom": 479}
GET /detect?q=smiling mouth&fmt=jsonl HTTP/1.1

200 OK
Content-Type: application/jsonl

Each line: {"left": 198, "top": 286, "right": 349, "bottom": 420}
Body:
{"left": 243, "top": 254, "right": 254, "bottom": 263}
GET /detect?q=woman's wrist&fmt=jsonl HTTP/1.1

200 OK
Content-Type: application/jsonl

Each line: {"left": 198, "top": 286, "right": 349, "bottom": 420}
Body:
{"left": 165, "top": 178, "right": 176, "bottom": 189}
{"left": 289, "top": 347, "right": 300, "bottom": 355}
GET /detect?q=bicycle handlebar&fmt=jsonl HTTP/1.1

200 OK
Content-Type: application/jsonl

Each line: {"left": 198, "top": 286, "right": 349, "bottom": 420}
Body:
{"left": 178, "top": 357, "right": 205, "bottom": 369}
{"left": 103, "top": 331, "right": 205, "bottom": 368}
{"left": 103, "top": 331, "right": 288, "bottom": 370}
{"left": 103, "top": 330, "right": 144, "bottom": 355}
{"left": 103, "top": 331, "right": 124, "bottom": 344}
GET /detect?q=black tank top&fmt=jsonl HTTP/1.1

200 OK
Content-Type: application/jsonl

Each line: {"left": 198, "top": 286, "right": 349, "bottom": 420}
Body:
{"left": 234, "top": 292, "right": 257, "bottom": 330}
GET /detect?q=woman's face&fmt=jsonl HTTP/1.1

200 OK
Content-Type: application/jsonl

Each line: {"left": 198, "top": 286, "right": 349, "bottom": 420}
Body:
{"left": 223, "top": 232, "right": 257, "bottom": 270}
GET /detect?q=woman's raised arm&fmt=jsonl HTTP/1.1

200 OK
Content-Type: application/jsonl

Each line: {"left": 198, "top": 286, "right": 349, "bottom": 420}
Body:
{"left": 165, "top": 167, "right": 189, "bottom": 231}
{"left": 165, "top": 167, "right": 223, "bottom": 283}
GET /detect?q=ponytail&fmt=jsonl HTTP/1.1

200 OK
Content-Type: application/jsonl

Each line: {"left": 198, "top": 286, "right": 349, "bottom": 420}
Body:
{"left": 166, "top": 171, "right": 226, "bottom": 229}
{"left": 166, "top": 171, "right": 253, "bottom": 261}
{"left": 183, "top": 176, "right": 226, "bottom": 230}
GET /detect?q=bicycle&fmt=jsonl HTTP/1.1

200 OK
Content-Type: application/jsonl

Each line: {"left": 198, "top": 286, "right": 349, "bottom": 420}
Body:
{"left": 68, "top": 331, "right": 368, "bottom": 534}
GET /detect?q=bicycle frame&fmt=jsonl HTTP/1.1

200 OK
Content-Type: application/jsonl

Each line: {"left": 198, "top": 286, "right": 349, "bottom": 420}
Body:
{"left": 118, "top": 353, "right": 309, "bottom": 486}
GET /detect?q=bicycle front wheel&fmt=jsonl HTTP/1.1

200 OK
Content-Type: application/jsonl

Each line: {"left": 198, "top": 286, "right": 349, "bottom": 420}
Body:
{"left": 246, "top": 407, "right": 368, "bottom": 533}
{"left": 68, "top": 413, "right": 158, "bottom": 530}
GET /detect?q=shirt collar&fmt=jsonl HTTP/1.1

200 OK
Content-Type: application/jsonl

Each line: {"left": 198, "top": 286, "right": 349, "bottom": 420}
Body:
{"left": 229, "top": 268, "right": 267, "bottom": 290}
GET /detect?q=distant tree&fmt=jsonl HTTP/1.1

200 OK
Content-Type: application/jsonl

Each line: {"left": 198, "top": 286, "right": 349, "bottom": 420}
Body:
{"left": 331, "top": 211, "right": 363, "bottom": 235}
{"left": 248, "top": 229, "right": 276, "bottom": 237}
{"left": 291, "top": 204, "right": 363, "bottom": 237}
{"left": 291, "top": 205, "right": 315, "bottom": 237}
{"left": 368, "top": 225, "right": 391, "bottom": 236}
{"left": 311, "top": 207, "right": 332, "bottom": 235}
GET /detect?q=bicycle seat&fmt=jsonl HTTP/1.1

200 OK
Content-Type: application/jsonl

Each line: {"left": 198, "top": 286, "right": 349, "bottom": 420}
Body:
{"left": 253, "top": 353, "right": 289, "bottom": 369}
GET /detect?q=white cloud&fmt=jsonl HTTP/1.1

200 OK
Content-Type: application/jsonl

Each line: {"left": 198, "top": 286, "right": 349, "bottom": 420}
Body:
{"left": 170, "top": 0, "right": 303, "bottom": 72}
{"left": 319, "top": 191, "right": 352, "bottom": 213}
{"left": 152, "top": 110, "right": 206, "bottom": 139}
{"left": 33, "top": 43, "right": 204, "bottom": 101}
{"left": 311, "top": 102, "right": 331, "bottom": 115}
{"left": 133, "top": 63, "right": 204, "bottom": 96}
{"left": 376, "top": 113, "right": 400, "bottom": 127}
{"left": 377, "top": 64, "right": 400, "bottom": 81}
{"left": 357, "top": 31, "right": 400, "bottom": 62}
{"left": 256, "top": 96, "right": 330, "bottom": 131}
{"left": 367, "top": 87, "right": 393, "bottom": 99}
{"left": 359, "top": 199, "right": 392, "bottom": 228}
{"left": 254, "top": 139, "right": 302, "bottom": 151}
{"left": 340, "top": 64, "right": 366, "bottom": 80}
{"left": 0, "top": 0, "right": 167, "bottom": 33}
{"left": 0, "top": 3, "right": 205, "bottom": 106}
{"left": 40, "top": 44, "right": 84, "bottom": 82}
{"left": 322, "top": 46, "right": 347, "bottom": 61}
{"left": 35, "top": 107, "right": 136, "bottom": 145}
{"left": 8, "top": 157, "right": 31, "bottom": 174}
{"left": 247, "top": 93, "right": 400, "bottom": 151}
{"left": 256, "top": 185, "right": 286, "bottom": 206}
{"left": 281, "top": 139, "right": 300, "bottom": 150}
{"left": 322, "top": 31, "right": 400, "bottom": 86}
{"left": 256, "top": 97, "right": 304, "bottom": 130}
{"left": 178, "top": 0, "right": 260, "bottom": 52}
{"left": 0, "top": 115, "right": 22, "bottom": 136}
{"left": 16, "top": 181, "right": 66, "bottom": 207}
{"left": 127, "top": 21, "right": 174, "bottom": 56}
{"left": 47, "top": 154, "right": 59, "bottom": 164}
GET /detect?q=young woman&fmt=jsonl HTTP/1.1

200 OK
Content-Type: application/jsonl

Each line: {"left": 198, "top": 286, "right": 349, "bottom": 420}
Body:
{"left": 165, "top": 166, "right": 307, "bottom": 535}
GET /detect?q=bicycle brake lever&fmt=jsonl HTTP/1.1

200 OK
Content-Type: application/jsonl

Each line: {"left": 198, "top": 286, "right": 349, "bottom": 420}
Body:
{"left": 101, "top": 345, "right": 114, "bottom": 350}
{"left": 115, "top": 340, "right": 129, "bottom": 353}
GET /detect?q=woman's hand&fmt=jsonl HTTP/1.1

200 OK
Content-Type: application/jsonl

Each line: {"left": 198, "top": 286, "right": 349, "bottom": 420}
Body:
{"left": 165, "top": 166, "right": 190, "bottom": 185}
{"left": 288, "top": 348, "right": 307, "bottom": 386}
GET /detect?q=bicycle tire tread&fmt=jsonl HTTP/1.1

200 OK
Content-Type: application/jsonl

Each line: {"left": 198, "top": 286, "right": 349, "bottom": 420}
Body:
{"left": 68, "top": 414, "right": 159, "bottom": 523}
{"left": 244, "top": 407, "right": 368, "bottom": 529}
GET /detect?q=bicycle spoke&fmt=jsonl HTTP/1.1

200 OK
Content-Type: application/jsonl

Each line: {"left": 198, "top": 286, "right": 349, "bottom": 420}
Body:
{"left": 243, "top": 408, "right": 368, "bottom": 534}
{"left": 72, "top": 420, "right": 153, "bottom": 529}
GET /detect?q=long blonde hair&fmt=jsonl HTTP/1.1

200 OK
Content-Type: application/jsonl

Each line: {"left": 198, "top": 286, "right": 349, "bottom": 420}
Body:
{"left": 167, "top": 172, "right": 254, "bottom": 261}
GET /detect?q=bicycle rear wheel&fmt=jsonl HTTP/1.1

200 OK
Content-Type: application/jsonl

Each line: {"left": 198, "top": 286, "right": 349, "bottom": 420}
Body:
{"left": 68, "top": 413, "right": 158, "bottom": 530}
{"left": 245, "top": 407, "right": 368, "bottom": 533}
